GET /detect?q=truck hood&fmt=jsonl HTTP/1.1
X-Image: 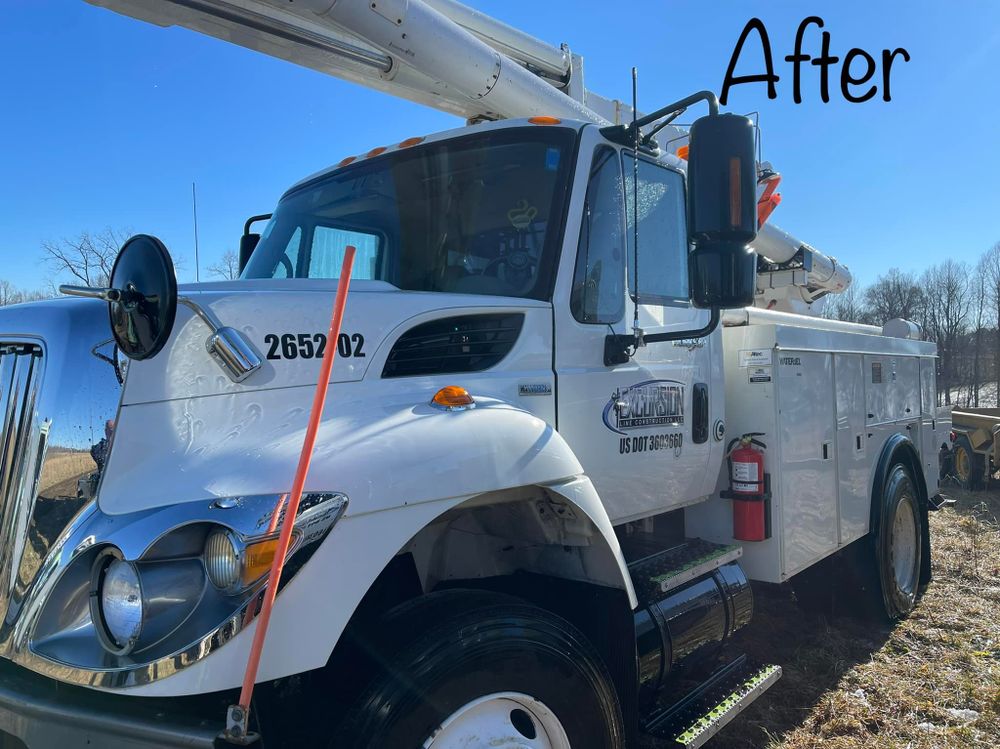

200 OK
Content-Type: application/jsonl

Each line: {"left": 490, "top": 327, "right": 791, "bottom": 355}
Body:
{"left": 122, "top": 279, "right": 548, "bottom": 406}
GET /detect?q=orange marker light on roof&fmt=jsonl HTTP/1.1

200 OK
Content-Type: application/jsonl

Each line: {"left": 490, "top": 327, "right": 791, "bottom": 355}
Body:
{"left": 366, "top": 146, "right": 388, "bottom": 158}
{"left": 337, "top": 156, "right": 357, "bottom": 168}
{"left": 676, "top": 145, "right": 689, "bottom": 160}
{"left": 528, "top": 116, "right": 562, "bottom": 125}
{"left": 398, "top": 136, "right": 425, "bottom": 148}
{"left": 432, "top": 386, "right": 475, "bottom": 410}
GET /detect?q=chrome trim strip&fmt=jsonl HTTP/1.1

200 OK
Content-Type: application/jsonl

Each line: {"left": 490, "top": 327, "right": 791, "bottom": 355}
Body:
{"left": 0, "top": 345, "right": 44, "bottom": 625}
{"left": 12, "top": 492, "right": 347, "bottom": 689}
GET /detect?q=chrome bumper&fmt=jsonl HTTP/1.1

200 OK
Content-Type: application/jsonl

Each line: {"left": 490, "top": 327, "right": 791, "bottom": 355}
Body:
{"left": 0, "top": 660, "right": 221, "bottom": 749}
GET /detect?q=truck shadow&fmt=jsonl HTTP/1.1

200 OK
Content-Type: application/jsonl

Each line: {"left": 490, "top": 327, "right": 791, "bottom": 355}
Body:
{"left": 672, "top": 584, "right": 893, "bottom": 749}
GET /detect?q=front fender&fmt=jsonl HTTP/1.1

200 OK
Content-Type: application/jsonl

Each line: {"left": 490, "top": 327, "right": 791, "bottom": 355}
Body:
{"left": 98, "top": 388, "right": 632, "bottom": 695}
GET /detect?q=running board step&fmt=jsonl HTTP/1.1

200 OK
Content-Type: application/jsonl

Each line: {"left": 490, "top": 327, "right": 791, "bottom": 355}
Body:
{"left": 642, "top": 657, "right": 782, "bottom": 748}
{"left": 628, "top": 538, "right": 743, "bottom": 603}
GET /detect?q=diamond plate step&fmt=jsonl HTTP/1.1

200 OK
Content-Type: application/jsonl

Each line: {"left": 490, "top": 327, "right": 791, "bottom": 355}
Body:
{"left": 642, "top": 658, "right": 782, "bottom": 748}
{"left": 627, "top": 538, "right": 743, "bottom": 602}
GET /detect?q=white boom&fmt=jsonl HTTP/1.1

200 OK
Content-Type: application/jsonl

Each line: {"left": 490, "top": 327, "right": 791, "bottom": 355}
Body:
{"left": 85, "top": 0, "right": 852, "bottom": 310}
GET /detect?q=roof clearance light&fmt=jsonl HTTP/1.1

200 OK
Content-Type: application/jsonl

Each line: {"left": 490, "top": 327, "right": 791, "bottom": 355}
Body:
{"left": 366, "top": 146, "right": 388, "bottom": 158}
{"left": 337, "top": 156, "right": 357, "bottom": 168}
{"left": 676, "top": 144, "right": 689, "bottom": 160}
{"left": 528, "top": 116, "right": 562, "bottom": 125}
{"left": 431, "top": 386, "right": 475, "bottom": 410}
{"left": 398, "top": 136, "right": 426, "bottom": 148}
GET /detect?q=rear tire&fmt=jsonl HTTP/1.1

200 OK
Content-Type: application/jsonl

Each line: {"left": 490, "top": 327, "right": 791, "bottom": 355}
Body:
{"left": 336, "top": 589, "right": 624, "bottom": 748}
{"left": 873, "top": 463, "right": 923, "bottom": 620}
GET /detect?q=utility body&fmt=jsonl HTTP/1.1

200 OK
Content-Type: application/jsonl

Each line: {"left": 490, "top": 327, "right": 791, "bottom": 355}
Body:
{"left": 0, "top": 2, "right": 941, "bottom": 747}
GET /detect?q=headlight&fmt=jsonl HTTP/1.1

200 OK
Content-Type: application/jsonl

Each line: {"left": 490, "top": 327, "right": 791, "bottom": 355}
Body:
{"left": 92, "top": 555, "right": 143, "bottom": 654}
{"left": 204, "top": 529, "right": 241, "bottom": 590}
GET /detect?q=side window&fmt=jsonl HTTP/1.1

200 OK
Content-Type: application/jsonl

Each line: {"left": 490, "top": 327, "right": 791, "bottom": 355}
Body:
{"left": 623, "top": 155, "right": 689, "bottom": 306}
{"left": 309, "top": 226, "right": 380, "bottom": 280}
{"left": 571, "top": 147, "right": 626, "bottom": 324}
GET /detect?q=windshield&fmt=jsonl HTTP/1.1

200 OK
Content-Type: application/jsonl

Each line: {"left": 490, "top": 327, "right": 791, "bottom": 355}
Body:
{"left": 243, "top": 127, "right": 577, "bottom": 300}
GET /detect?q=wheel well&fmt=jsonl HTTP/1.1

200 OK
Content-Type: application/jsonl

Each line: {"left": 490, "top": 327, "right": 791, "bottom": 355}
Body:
{"left": 321, "top": 486, "right": 638, "bottom": 743}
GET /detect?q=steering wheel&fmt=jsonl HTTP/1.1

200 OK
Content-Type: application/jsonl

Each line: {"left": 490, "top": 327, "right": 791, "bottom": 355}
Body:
{"left": 277, "top": 255, "right": 294, "bottom": 278}
{"left": 482, "top": 250, "right": 534, "bottom": 276}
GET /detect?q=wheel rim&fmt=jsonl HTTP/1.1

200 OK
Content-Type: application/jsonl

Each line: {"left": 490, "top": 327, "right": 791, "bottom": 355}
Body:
{"left": 423, "top": 692, "right": 571, "bottom": 749}
{"left": 955, "top": 446, "right": 971, "bottom": 483}
{"left": 889, "top": 493, "right": 918, "bottom": 595}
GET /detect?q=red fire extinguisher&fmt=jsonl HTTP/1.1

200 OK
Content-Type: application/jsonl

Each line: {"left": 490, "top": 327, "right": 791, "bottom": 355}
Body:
{"left": 726, "top": 433, "right": 769, "bottom": 542}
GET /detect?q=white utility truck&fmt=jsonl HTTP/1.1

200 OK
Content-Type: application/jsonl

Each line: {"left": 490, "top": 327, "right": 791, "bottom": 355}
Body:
{"left": 0, "top": 1, "right": 943, "bottom": 747}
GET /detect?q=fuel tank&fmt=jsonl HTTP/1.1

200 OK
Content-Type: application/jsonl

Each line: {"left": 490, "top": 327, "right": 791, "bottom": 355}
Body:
{"left": 634, "top": 562, "right": 753, "bottom": 697}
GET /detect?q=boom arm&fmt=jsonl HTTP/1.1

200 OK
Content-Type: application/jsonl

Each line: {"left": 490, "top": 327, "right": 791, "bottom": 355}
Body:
{"left": 86, "top": 0, "right": 606, "bottom": 123}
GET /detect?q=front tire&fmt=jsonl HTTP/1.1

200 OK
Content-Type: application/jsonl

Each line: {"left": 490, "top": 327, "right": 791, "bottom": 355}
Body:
{"left": 873, "top": 463, "right": 923, "bottom": 619}
{"left": 337, "top": 590, "right": 624, "bottom": 749}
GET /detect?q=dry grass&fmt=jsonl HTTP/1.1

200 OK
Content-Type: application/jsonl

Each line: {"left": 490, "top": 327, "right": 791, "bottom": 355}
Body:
{"left": 702, "top": 487, "right": 1000, "bottom": 749}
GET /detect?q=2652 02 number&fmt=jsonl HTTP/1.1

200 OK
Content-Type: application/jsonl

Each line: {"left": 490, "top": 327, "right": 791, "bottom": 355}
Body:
{"left": 264, "top": 332, "right": 365, "bottom": 360}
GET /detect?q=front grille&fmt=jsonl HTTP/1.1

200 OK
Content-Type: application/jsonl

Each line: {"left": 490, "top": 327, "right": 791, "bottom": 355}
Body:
{"left": 382, "top": 313, "right": 524, "bottom": 378}
{"left": 0, "top": 344, "right": 44, "bottom": 623}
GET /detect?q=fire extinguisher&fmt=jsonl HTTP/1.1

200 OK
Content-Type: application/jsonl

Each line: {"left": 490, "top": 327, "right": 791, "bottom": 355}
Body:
{"left": 726, "top": 433, "right": 769, "bottom": 542}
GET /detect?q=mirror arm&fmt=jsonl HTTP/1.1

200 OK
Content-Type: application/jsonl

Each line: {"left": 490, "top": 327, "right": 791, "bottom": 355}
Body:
{"left": 603, "top": 308, "right": 720, "bottom": 366}
{"left": 602, "top": 90, "right": 721, "bottom": 148}
{"left": 59, "top": 285, "right": 123, "bottom": 302}
{"left": 178, "top": 295, "right": 225, "bottom": 332}
{"left": 178, "top": 296, "right": 263, "bottom": 384}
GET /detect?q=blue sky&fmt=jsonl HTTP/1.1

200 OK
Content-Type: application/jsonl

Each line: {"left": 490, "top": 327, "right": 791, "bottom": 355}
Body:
{"left": 2, "top": 1, "right": 999, "bottom": 290}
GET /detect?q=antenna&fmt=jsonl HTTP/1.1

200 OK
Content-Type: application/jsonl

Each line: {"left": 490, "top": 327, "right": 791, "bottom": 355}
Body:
{"left": 192, "top": 182, "right": 201, "bottom": 282}
{"left": 631, "top": 67, "right": 643, "bottom": 348}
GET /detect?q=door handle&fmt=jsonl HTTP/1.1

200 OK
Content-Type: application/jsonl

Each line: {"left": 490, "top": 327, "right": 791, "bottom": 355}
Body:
{"left": 692, "top": 383, "right": 709, "bottom": 444}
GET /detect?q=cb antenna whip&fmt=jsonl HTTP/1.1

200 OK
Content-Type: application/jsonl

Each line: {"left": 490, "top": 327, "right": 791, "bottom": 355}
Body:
{"left": 631, "top": 67, "right": 643, "bottom": 349}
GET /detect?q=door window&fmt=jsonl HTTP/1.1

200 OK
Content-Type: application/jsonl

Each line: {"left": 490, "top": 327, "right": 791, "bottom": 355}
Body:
{"left": 570, "top": 147, "right": 626, "bottom": 324}
{"left": 623, "top": 155, "right": 690, "bottom": 307}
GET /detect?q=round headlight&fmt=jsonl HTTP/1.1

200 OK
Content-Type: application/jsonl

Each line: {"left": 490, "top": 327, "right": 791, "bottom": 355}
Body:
{"left": 204, "top": 529, "right": 241, "bottom": 591}
{"left": 98, "top": 558, "right": 143, "bottom": 653}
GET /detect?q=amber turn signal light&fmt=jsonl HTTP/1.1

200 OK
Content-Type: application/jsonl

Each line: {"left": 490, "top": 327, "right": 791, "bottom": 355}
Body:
{"left": 242, "top": 538, "right": 281, "bottom": 587}
{"left": 432, "top": 386, "right": 475, "bottom": 409}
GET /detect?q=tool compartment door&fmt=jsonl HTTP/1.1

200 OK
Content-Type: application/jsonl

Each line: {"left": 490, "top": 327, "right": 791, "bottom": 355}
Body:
{"left": 776, "top": 350, "right": 838, "bottom": 576}
{"left": 835, "top": 354, "right": 869, "bottom": 544}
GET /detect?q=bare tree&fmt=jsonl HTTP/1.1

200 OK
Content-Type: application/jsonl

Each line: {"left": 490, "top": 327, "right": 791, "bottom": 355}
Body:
{"left": 922, "top": 261, "right": 972, "bottom": 405}
{"left": 982, "top": 241, "right": 1000, "bottom": 406}
{"left": 208, "top": 249, "right": 240, "bottom": 280}
{"left": 824, "top": 282, "right": 867, "bottom": 323}
{"left": 0, "top": 280, "right": 50, "bottom": 306}
{"left": 0, "top": 280, "right": 20, "bottom": 306}
{"left": 863, "top": 268, "right": 923, "bottom": 324}
{"left": 970, "top": 262, "right": 989, "bottom": 406}
{"left": 42, "top": 227, "right": 132, "bottom": 288}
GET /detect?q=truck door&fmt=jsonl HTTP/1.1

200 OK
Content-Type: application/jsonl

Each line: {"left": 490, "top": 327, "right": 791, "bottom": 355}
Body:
{"left": 552, "top": 141, "right": 720, "bottom": 524}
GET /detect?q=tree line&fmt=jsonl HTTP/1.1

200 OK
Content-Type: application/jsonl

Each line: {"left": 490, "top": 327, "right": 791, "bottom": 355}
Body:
{"left": 826, "top": 243, "right": 1000, "bottom": 407}
{"left": 0, "top": 228, "right": 237, "bottom": 305}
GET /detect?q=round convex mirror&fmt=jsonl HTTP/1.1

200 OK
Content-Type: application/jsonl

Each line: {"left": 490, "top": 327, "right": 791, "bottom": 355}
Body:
{"left": 108, "top": 235, "right": 178, "bottom": 360}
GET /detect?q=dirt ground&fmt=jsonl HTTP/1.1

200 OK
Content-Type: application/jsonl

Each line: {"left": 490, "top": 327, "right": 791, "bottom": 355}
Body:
{"left": 667, "top": 486, "right": 1000, "bottom": 749}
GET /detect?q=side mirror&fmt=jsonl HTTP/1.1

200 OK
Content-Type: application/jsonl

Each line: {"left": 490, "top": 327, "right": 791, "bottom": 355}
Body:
{"left": 238, "top": 233, "right": 260, "bottom": 275}
{"left": 239, "top": 214, "right": 272, "bottom": 275}
{"left": 61, "top": 234, "right": 263, "bottom": 381}
{"left": 686, "top": 113, "right": 758, "bottom": 309}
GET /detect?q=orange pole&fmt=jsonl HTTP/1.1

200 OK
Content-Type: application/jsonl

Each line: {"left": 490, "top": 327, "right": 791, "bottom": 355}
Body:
{"left": 237, "top": 246, "right": 356, "bottom": 714}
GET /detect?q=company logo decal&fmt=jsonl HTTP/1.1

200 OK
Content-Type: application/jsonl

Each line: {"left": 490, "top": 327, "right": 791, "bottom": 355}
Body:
{"left": 602, "top": 379, "right": 685, "bottom": 436}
